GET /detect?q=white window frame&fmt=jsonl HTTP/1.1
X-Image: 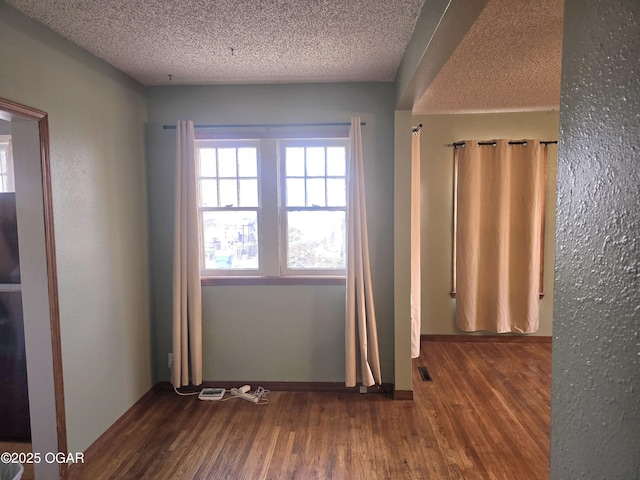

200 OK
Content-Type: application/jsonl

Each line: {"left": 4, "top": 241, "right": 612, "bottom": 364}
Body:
{"left": 278, "top": 138, "right": 348, "bottom": 276}
{"left": 0, "top": 137, "right": 14, "bottom": 193}
{"left": 195, "top": 131, "right": 348, "bottom": 279}
{"left": 196, "top": 139, "right": 262, "bottom": 277}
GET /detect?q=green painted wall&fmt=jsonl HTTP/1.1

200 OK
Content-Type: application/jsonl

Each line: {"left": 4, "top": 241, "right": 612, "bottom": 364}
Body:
{"left": 0, "top": 2, "right": 151, "bottom": 454}
{"left": 550, "top": 0, "right": 640, "bottom": 476}
{"left": 146, "top": 83, "right": 396, "bottom": 384}
{"left": 393, "top": 110, "right": 413, "bottom": 391}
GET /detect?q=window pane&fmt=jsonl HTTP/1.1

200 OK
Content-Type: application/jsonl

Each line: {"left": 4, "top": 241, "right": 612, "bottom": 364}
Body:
{"left": 306, "top": 178, "right": 326, "bottom": 206}
{"left": 0, "top": 145, "right": 14, "bottom": 193}
{"left": 202, "top": 211, "right": 259, "bottom": 270}
{"left": 327, "top": 147, "right": 346, "bottom": 176}
{"left": 327, "top": 179, "right": 346, "bottom": 207}
{"left": 287, "top": 211, "right": 345, "bottom": 269}
{"left": 0, "top": 152, "right": 6, "bottom": 192}
{"left": 238, "top": 148, "right": 257, "bottom": 176}
{"left": 286, "top": 147, "right": 305, "bottom": 176}
{"left": 199, "top": 148, "right": 217, "bottom": 177}
{"left": 238, "top": 179, "right": 258, "bottom": 207}
{"left": 199, "top": 179, "right": 218, "bottom": 207}
{"left": 218, "top": 148, "right": 237, "bottom": 177}
{"left": 0, "top": 197, "right": 20, "bottom": 282}
{"left": 219, "top": 179, "right": 237, "bottom": 207}
{"left": 306, "top": 147, "right": 325, "bottom": 176}
{"left": 286, "top": 178, "right": 305, "bottom": 206}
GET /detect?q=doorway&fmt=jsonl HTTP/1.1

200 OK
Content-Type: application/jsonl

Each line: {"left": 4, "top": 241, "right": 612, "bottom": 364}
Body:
{"left": 0, "top": 97, "right": 67, "bottom": 480}
{"left": 0, "top": 121, "right": 30, "bottom": 442}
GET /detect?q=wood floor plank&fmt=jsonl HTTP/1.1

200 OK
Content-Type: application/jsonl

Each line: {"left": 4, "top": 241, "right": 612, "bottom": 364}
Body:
{"left": 71, "top": 340, "right": 551, "bottom": 479}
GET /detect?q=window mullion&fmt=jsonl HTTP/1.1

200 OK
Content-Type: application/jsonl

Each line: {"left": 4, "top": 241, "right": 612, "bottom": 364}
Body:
{"left": 235, "top": 148, "right": 240, "bottom": 207}
{"left": 303, "top": 147, "right": 308, "bottom": 207}
{"left": 260, "top": 138, "right": 279, "bottom": 276}
{"left": 324, "top": 147, "right": 328, "bottom": 206}
{"left": 215, "top": 149, "right": 221, "bottom": 208}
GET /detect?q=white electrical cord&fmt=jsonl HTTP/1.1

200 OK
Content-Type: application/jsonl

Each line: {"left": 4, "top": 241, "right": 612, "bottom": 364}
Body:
{"left": 173, "top": 386, "right": 200, "bottom": 396}
{"left": 253, "top": 386, "right": 270, "bottom": 405}
{"left": 221, "top": 386, "right": 270, "bottom": 404}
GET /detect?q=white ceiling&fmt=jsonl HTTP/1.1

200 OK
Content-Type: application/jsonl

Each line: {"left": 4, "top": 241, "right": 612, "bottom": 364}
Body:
{"left": 416, "top": 0, "right": 564, "bottom": 114}
{"left": 5, "top": 0, "right": 425, "bottom": 85}
{"left": 5, "top": 0, "right": 564, "bottom": 114}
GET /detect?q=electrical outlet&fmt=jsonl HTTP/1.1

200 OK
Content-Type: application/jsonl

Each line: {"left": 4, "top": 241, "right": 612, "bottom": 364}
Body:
{"left": 168, "top": 353, "right": 173, "bottom": 370}
{"left": 359, "top": 385, "right": 368, "bottom": 394}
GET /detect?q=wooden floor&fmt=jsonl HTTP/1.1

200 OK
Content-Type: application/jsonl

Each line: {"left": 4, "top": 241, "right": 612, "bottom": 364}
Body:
{"left": 71, "top": 340, "right": 551, "bottom": 479}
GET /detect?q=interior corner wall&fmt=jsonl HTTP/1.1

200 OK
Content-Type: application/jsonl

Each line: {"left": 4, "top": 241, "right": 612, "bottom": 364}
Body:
{"left": 0, "top": 2, "right": 152, "bottom": 454}
{"left": 146, "top": 83, "right": 395, "bottom": 385}
{"left": 414, "top": 111, "right": 560, "bottom": 336}
{"left": 393, "top": 110, "right": 413, "bottom": 392}
{"left": 550, "top": 0, "right": 640, "bottom": 477}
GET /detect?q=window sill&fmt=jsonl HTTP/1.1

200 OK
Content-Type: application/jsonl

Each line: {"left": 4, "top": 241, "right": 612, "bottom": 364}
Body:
{"left": 201, "top": 276, "right": 346, "bottom": 286}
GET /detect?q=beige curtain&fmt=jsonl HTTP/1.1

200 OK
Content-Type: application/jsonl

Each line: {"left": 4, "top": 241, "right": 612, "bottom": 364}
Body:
{"left": 455, "top": 140, "right": 544, "bottom": 333}
{"left": 410, "top": 129, "right": 421, "bottom": 358}
{"left": 172, "top": 120, "right": 203, "bottom": 387}
{"left": 345, "top": 117, "right": 382, "bottom": 387}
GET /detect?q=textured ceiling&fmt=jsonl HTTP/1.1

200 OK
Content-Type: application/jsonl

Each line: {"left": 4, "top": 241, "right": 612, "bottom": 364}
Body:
{"left": 5, "top": 0, "right": 564, "bottom": 113}
{"left": 5, "top": 0, "right": 425, "bottom": 85}
{"left": 414, "top": 0, "right": 564, "bottom": 114}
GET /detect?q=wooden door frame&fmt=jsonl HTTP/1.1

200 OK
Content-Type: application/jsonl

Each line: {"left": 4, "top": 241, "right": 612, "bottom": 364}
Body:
{"left": 0, "top": 96, "right": 67, "bottom": 479}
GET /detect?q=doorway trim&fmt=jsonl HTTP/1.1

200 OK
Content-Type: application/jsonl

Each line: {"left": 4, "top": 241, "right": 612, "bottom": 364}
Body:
{"left": 0, "top": 96, "right": 67, "bottom": 479}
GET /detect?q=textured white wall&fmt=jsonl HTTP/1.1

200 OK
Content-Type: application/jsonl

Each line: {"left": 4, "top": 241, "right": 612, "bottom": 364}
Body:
{"left": 0, "top": 2, "right": 151, "bottom": 454}
{"left": 551, "top": 1, "right": 640, "bottom": 477}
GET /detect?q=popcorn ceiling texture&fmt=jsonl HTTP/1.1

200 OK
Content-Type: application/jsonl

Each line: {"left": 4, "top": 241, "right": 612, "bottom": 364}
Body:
{"left": 5, "top": 0, "right": 425, "bottom": 85}
{"left": 5, "top": 0, "right": 565, "bottom": 112}
{"left": 414, "top": 0, "right": 564, "bottom": 114}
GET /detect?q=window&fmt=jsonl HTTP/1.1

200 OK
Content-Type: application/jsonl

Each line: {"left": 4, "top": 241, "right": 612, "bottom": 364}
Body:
{"left": 281, "top": 140, "right": 347, "bottom": 275}
{"left": 197, "top": 140, "right": 260, "bottom": 272}
{"left": 196, "top": 135, "right": 348, "bottom": 278}
{"left": 0, "top": 138, "right": 14, "bottom": 193}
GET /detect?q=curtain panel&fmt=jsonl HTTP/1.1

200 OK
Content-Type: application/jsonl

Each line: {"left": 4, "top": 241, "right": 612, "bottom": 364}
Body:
{"left": 410, "top": 129, "right": 421, "bottom": 358}
{"left": 455, "top": 140, "right": 545, "bottom": 333}
{"left": 345, "top": 117, "right": 382, "bottom": 387}
{"left": 172, "top": 120, "right": 203, "bottom": 387}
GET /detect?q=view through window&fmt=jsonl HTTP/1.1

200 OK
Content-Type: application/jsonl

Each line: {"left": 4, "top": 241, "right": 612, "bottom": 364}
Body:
{"left": 196, "top": 136, "right": 348, "bottom": 277}
{"left": 0, "top": 138, "right": 14, "bottom": 193}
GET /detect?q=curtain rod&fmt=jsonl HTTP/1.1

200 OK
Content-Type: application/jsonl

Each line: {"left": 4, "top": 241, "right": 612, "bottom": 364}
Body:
{"left": 412, "top": 124, "right": 423, "bottom": 135}
{"left": 452, "top": 140, "right": 558, "bottom": 148}
{"left": 162, "top": 121, "right": 365, "bottom": 130}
